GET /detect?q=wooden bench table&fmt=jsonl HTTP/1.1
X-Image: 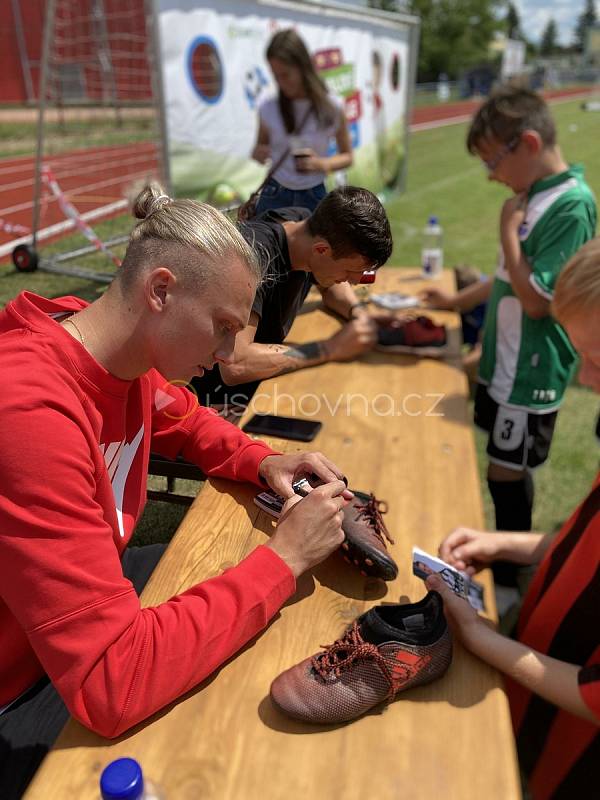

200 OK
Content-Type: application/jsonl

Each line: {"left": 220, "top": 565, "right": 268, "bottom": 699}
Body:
{"left": 25, "top": 269, "right": 521, "bottom": 799}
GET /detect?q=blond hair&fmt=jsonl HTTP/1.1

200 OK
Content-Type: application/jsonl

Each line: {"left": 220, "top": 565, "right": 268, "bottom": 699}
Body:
{"left": 552, "top": 237, "right": 600, "bottom": 325}
{"left": 118, "top": 182, "right": 261, "bottom": 291}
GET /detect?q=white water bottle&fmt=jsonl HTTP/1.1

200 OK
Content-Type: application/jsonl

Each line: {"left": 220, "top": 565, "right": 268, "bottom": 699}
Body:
{"left": 421, "top": 216, "right": 443, "bottom": 279}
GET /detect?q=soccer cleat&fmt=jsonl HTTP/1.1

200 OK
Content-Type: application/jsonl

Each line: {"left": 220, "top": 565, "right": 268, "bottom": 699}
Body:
{"left": 376, "top": 315, "right": 448, "bottom": 356}
{"left": 341, "top": 491, "right": 398, "bottom": 581}
{"left": 254, "top": 484, "right": 397, "bottom": 582}
{"left": 270, "top": 591, "right": 452, "bottom": 724}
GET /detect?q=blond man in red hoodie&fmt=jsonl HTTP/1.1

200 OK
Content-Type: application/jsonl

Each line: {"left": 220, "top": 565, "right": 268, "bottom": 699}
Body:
{"left": 0, "top": 184, "right": 352, "bottom": 799}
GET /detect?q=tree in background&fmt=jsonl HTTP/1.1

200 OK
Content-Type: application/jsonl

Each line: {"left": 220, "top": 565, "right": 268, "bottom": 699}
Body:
{"left": 505, "top": 1, "right": 521, "bottom": 39}
{"left": 574, "top": 0, "right": 598, "bottom": 53}
{"left": 404, "top": 0, "right": 500, "bottom": 81}
{"left": 540, "top": 18, "right": 559, "bottom": 56}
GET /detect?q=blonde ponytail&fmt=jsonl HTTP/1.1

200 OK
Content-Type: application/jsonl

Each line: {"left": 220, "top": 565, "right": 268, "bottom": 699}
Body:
{"left": 120, "top": 182, "right": 261, "bottom": 290}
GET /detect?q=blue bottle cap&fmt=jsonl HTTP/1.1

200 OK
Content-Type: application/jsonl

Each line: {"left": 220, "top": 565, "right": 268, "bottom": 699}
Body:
{"left": 428, "top": 215, "right": 438, "bottom": 225}
{"left": 100, "top": 758, "right": 145, "bottom": 800}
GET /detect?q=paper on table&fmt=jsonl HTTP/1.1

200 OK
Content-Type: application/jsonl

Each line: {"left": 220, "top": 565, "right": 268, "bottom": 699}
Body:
{"left": 371, "top": 292, "right": 420, "bottom": 311}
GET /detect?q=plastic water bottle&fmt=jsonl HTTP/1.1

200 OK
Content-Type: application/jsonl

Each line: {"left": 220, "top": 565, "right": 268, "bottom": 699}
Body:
{"left": 100, "top": 758, "right": 166, "bottom": 800}
{"left": 421, "top": 216, "right": 443, "bottom": 279}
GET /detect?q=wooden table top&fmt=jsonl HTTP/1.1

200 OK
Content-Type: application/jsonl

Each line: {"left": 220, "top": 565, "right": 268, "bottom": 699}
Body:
{"left": 25, "top": 268, "right": 521, "bottom": 800}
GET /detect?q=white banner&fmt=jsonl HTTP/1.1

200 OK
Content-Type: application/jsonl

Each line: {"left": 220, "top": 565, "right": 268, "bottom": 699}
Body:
{"left": 156, "top": 0, "right": 413, "bottom": 203}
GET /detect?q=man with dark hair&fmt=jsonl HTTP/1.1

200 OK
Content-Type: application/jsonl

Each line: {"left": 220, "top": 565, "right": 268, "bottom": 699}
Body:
{"left": 306, "top": 185, "right": 393, "bottom": 264}
{"left": 193, "top": 185, "right": 394, "bottom": 410}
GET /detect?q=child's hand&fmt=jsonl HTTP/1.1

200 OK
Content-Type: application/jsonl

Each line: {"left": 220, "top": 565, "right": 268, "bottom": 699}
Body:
{"left": 425, "top": 574, "right": 484, "bottom": 646}
{"left": 438, "top": 527, "right": 502, "bottom": 575}
{"left": 420, "top": 287, "right": 455, "bottom": 310}
{"left": 500, "top": 193, "right": 527, "bottom": 234}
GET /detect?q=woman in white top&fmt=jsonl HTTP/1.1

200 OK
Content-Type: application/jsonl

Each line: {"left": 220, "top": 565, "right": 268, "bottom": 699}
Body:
{"left": 252, "top": 29, "right": 353, "bottom": 215}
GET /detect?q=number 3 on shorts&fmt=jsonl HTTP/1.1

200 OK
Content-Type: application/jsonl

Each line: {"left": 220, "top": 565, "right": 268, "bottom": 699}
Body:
{"left": 492, "top": 407, "right": 527, "bottom": 452}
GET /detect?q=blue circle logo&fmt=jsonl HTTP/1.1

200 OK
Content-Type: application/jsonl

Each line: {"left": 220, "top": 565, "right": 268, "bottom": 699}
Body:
{"left": 187, "top": 36, "right": 224, "bottom": 104}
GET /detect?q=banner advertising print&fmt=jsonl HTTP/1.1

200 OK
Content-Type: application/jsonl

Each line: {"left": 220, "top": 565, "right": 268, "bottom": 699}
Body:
{"left": 156, "top": 0, "right": 416, "bottom": 204}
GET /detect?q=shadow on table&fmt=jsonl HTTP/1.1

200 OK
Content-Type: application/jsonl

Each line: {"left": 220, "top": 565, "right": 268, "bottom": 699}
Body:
{"left": 392, "top": 273, "right": 426, "bottom": 283}
{"left": 368, "top": 345, "right": 463, "bottom": 370}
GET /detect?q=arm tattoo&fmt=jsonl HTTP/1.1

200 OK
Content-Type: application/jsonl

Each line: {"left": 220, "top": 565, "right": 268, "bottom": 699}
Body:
{"left": 277, "top": 341, "right": 325, "bottom": 374}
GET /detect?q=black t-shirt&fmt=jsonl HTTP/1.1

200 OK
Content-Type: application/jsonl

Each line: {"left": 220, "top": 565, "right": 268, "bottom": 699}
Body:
{"left": 192, "top": 207, "right": 314, "bottom": 407}
{"left": 241, "top": 207, "right": 314, "bottom": 343}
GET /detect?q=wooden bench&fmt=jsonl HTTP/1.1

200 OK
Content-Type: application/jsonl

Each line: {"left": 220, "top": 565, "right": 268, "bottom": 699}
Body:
{"left": 146, "top": 453, "right": 205, "bottom": 506}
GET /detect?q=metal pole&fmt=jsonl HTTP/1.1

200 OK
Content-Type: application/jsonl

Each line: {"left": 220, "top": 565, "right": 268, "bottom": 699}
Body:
{"left": 147, "top": 0, "right": 172, "bottom": 194}
{"left": 92, "top": 0, "right": 122, "bottom": 126}
{"left": 11, "top": 0, "right": 36, "bottom": 103}
{"left": 399, "top": 17, "right": 421, "bottom": 194}
{"left": 32, "top": 0, "right": 57, "bottom": 251}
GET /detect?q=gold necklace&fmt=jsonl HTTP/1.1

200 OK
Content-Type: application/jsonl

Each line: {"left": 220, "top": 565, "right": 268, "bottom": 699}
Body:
{"left": 63, "top": 316, "right": 85, "bottom": 347}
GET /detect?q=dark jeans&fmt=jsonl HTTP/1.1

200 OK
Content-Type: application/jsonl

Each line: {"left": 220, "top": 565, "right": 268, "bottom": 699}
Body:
{"left": 254, "top": 177, "right": 327, "bottom": 215}
{"left": 0, "top": 543, "right": 167, "bottom": 800}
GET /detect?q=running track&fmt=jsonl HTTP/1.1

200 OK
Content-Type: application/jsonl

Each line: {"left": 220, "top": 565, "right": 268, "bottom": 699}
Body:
{"left": 0, "top": 86, "right": 590, "bottom": 262}
{"left": 0, "top": 140, "right": 161, "bottom": 260}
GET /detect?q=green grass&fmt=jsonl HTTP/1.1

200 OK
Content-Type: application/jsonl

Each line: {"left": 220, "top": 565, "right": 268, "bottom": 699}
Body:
{"left": 0, "top": 215, "right": 131, "bottom": 306}
{"left": 1, "top": 97, "right": 598, "bottom": 540}
{"left": 0, "top": 116, "right": 158, "bottom": 159}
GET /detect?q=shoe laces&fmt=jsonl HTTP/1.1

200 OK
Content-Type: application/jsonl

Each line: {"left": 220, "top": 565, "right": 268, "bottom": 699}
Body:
{"left": 311, "top": 621, "right": 396, "bottom": 697}
{"left": 354, "top": 494, "right": 394, "bottom": 545}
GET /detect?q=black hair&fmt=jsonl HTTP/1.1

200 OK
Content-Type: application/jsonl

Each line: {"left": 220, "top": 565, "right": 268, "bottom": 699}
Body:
{"left": 308, "top": 186, "right": 393, "bottom": 267}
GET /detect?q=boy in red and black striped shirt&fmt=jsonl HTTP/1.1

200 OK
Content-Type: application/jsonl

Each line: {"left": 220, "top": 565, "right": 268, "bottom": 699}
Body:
{"left": 428, "top": 237, "right": 600, "bottom": 799}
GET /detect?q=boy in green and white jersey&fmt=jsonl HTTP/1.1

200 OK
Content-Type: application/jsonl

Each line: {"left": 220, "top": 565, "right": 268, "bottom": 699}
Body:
{"left": 429, "top": 88, "right": 596, "bottom": 587}
{"left": 478, "top": 162, "right": 595, "bottom": 410}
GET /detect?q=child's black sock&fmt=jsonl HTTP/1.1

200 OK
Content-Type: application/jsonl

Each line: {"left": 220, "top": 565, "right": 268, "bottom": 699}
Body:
{"left": 487, "top": 472, "right": 534, "bottom": 586}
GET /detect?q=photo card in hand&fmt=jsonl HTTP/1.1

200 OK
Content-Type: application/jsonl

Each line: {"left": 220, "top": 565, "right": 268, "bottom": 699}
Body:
{"left": 412, "top": 546, "right": 485, "bottom": 611}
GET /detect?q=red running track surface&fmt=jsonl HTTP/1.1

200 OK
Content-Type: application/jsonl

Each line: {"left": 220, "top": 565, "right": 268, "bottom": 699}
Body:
{"left": 0, "top": 140, "right": 160, "bottom": 261}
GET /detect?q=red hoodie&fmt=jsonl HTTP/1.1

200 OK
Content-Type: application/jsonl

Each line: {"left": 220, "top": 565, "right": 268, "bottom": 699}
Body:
{"left": 0, "top": 292, "right": 295, "bottom": 737}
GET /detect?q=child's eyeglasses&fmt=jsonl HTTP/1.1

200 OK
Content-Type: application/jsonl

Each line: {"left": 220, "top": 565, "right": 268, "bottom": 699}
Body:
{"left": 483, "top": 136, "right": 521, "bottom": 173}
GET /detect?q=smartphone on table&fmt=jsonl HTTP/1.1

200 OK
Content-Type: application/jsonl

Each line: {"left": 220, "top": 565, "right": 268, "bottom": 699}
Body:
{"left": 242, "top": 414, "right": 322, "bottom": 442}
